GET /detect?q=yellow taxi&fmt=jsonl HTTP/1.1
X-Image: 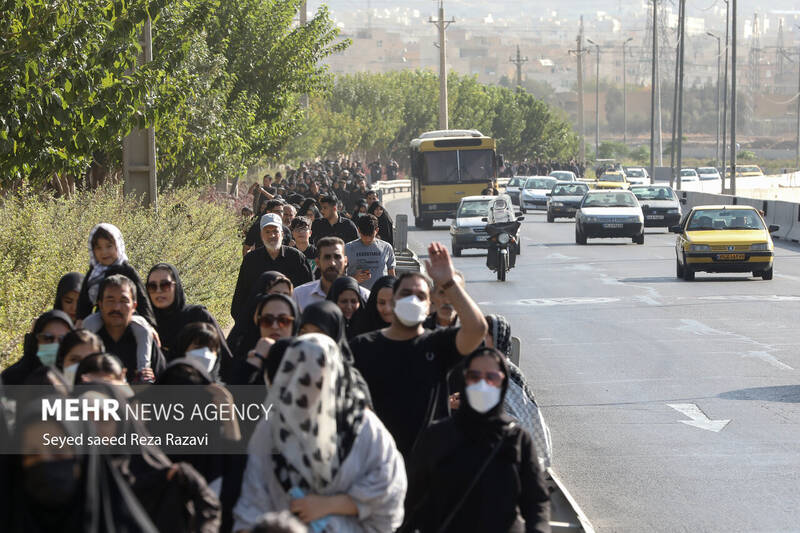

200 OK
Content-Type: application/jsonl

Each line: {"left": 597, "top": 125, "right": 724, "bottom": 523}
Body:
{"left": 593, "top": 171, "right": 630, "bottom": 190}
{"left": 725, "top": 165, "right": 764, "bottom": 177}
{"left": 670, "top": 205, "right": 779, "bottom": 281}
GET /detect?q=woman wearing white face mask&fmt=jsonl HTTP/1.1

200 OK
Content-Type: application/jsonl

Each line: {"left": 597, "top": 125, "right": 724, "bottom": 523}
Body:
{"left": 404, "top": 347, "right": 551, "bottom": 533}
{"left": 175, "top": 322, "right": 223, "bottom": 381}
{"left": 56, "top": 329, "right": 105, "bottom": 386}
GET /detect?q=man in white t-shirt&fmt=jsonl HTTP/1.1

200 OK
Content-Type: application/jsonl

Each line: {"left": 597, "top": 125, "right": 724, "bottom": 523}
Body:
{"left": 345, "top": 214, "right": 396, "bottom": 290}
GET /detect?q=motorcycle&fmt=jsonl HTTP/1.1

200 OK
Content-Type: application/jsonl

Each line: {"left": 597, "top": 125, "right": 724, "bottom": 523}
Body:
{"left": 484, "top": 220, "right": 522, "bottom": 281}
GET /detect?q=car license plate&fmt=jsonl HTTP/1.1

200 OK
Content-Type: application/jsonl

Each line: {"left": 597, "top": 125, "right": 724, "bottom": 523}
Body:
{"left": 646, "top": 214, "right": 664, "bottom": 220}
{"left": 717, "top": 253, "right": 745, "bottom": 260}
{"left": 475, "top": 235, "right": 488, "bottom": 241}
{"left": 603, "top": 223, "right": 623, "bottom": 228}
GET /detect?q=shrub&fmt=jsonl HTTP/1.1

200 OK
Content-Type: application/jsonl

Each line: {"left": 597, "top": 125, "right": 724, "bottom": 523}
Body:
{"left": 0, "top": 184, "right": 241, "bottom": 367}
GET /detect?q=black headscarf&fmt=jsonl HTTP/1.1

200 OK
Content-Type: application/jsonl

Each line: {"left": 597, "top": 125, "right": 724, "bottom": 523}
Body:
{"left": 356, "top": 275, "right": 396, "bottom": 334}
{"left": 299, "top": 198, "right": 320, "bottom": 220}
{"left": 227, "top": 271, "right": 291, "bottom": 359}
{"left": 326, "top": 276, "right": 367, "bottom": 339}
{"left": 147, "top": 263, "right": 233, "bottom": 373}
{"left": 1, "top": 310, "right": 75, "bottom": 386}
{"left": 368, "top": 201, "right": 394, "bottom": 246}
{"left": 54, "top": 272, "right": 84, "bottom": 315}
{"left": 8, "top": 397, "right": 157, "bottom": 533}
{"left": 351, "top": 199, "right": 368, "bottom": 220}
{"left": 453, "top": 347, "right": 513, "bottom": 447}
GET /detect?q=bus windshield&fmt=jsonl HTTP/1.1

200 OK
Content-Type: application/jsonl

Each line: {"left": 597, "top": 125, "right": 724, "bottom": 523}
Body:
{"left": 423, "top": 149, "right": 494, "bottom": 184}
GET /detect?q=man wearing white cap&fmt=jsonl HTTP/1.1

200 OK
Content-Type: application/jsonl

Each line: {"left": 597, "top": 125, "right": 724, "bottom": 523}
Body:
{"left": 230, "top": 213, "right": 312, "bottom": 323}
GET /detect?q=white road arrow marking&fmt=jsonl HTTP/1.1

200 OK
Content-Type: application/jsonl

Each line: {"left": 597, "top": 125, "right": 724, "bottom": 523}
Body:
{"left": 667, "top": 403, "right": 730, "bottom": 433}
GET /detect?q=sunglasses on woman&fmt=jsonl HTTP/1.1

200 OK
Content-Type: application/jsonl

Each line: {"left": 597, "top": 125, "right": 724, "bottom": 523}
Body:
{"left": 463, "top": 369, "right": 505, "bottom": 387}
{"left": 146, "top": 280, "right": 175, "bottom": 292}
{"left": 259, "top": 314, "right": 294, "bottom": 328}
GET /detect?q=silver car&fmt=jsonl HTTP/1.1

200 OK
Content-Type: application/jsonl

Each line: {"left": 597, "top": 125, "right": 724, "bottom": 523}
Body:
{"left": 630, "top": 185, "right": 682, "bottom": 228}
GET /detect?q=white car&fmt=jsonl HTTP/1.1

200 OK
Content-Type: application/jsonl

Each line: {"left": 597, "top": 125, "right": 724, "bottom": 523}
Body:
{"left": 549, "top": 170, "right": 577, "bottom": 182}
{"left": 679, "top": 168, "right": 699, "bottom": 182}
{"left": 520, "top": 177, "right": 557, "bottom": 213}
{"left": 696, "top": 167, "right": 722, "bottom": 194}
{"left": 450, "top": 194, "right": 517, "bottom": 257}
{"left": 575, "top": 190, "right": 645, "bottom": 244}
{"left": 625, "top": 167, "right": 650, "bottom": 185}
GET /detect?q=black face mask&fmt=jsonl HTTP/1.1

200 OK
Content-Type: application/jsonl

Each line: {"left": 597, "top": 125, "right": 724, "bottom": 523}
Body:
{"left": 23, "top": 458, "right": 81, "bottom": 508}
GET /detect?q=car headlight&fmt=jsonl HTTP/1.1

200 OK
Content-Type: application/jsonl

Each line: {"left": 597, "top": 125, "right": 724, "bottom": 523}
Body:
{"left": 625, "top": 215, "right": 642, "bottom": 223}
{"left": 583, "top": 215, "right": 600, "bottom": 223}
{"left": 750, "top": 242, "right": 769, "bottom": 251}
{"left": 667, "top": 208, "right": 680, "bottom": 214}
{"left": 498, "top": 233, "right": 510, "bottom": 244}
{"left": 452, "top": 227, "right": 471, "bottom": 235}
{"left": 690, "top": 244, "right": 711, "bottom": 252}
{"left": 550, "top": 201, "right": 564, "bottom": 207}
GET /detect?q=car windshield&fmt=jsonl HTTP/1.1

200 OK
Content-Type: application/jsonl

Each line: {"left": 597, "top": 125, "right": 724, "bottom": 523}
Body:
{"left": 626, "top": 169, "right": 644, "bottom": 177}
{"left": 739, "top": 165, "right": 761, "bottom": 174}
{"left": 697, "top": 167, "right": 717, "bottom": 174}
{"left": 599, "top": 173, "right": 624, "bottom": 182}
{"left": 457, "top": 200, "right": 491, "bottom": 217}
{"left": 680, "top": 169, "right": 696, "bottom": 176}
{"left": 582, "top": 192, "right": 637, "bottom": 208}
{"left": 631, "top": 186, "right": 675, "bottom": 201}
{"left": 687, "top": 209, "right": 765, "bottom": 231}
{"left": 552, "top": 184, "right": 589, "bottom": 196}
{"left": 525, "top": 178, "right": 556, "bottom": 189}
{"left": 507, "top": 177, "right": 524, "bottom": 187}
{"left": 550, "top": 171, "right": 574, "bottom": 180}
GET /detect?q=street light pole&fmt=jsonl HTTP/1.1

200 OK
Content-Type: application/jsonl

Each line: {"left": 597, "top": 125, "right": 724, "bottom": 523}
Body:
{"left": 650, "top": 0, "right": 658, "bottom": 180}
{"left": 587, "top": 39, "right": 601, "bottom": 159}
{"left": 623, "top": 37, "right": 634, "bottom": 147}
{"left": 796, "top": 27, "right": 800, "bottom": 169}
{"left": 675, "top": 0, "right": 686, "bottom": 192}
{"left": 706, "top": 32, "right": 722, "bottom": 166}
{"left": 730, "top": 0, "right": 737, "bottom": 196}
{"left": 721, "top": 0, "right": 730, "bottom": 191}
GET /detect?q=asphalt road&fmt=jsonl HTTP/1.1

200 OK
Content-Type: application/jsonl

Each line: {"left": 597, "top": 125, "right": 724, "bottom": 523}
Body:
{"left": 386, "top": 194, "right": 800, "bottom": 533}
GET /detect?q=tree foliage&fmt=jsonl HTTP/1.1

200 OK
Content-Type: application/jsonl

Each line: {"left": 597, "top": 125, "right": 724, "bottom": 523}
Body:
{"left": 0, "top": 0, "right": 346, "bottom": 189}
{"left": 284, "top": 71, "right": 579, "bottom": 164}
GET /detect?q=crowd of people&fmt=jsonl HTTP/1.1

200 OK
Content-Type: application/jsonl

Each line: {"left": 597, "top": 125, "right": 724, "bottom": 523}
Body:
{"left": 0, "top": 159, "right": 553, "bottom": 533}
{"left": 501, "top": 159, "right": 586, "bottom": 179}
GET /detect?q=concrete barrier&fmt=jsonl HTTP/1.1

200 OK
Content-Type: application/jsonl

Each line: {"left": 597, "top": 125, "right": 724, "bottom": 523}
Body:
{"left": 770, "top": 201, "right": 796, "bottom": 240}
{"left": 785, "top": 204, "right": 800, "bottom": 243}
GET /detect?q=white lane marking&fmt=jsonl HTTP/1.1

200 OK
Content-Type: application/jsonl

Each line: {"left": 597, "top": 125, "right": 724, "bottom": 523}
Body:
{"left": 775, "top": 273, "right": 800, "bottom": 281}
{"left": 567, "top": 264, "right": 593, "bottom": 271}
{"left": 634, "top": 295, "right": 661, "bottom": 306}
{"left": 667, "top": 403, "right": 731, "bottom": 433}
{"left": 476, "top": 297, "right": 621, "bottom": 307}
{"left": 676, "top": 320, "right": 793, "bottom": 373}
{"left": 545, "top": 253, "right": 576, "bottom": 260}
{"left": 742, "top": 351, "right": 794, "bottom": 370}
{"left": 696, "top": 295, "right": 800, "bottom": 302}
{"left": 677, "top": 319, "right": 728, "bottom": 336}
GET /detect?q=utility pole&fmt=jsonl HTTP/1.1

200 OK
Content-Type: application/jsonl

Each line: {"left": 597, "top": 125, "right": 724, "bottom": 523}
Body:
{"left": 649, "top": 0, "right": 658, "bottom": 180}
{"left": 587, "top": 39, "right": 600, "bottom": 159}
{"left": 707, "top": 31, "right": 722, "bottom": 166}
{"left": 669, "top": 39, "right": 680, "bottom": 189}
{"left": 623, "top": 37, "right": 633, "bottom": 147}
{"left": 510, "top": 45, "right": 529, "bottom": 87}
{"left": 721, "top": 0, "right": 730, "bottom": 191}
{"left": 430, "top": 0, "right": 455, "bottom": 130}
{"left": 795, "top": 30, "right": 800, "bottom": 169}
{"left": 675, "top": 0, "right": 686, "bottom": 191}
{"left": 730, "top": 0, "right": 737, "bottom": 196}
{"left": 122, "top": 17, "right": 157, "bottom": 208}
{"left": 570, "top": 17, "right": 588, "bottom": 164}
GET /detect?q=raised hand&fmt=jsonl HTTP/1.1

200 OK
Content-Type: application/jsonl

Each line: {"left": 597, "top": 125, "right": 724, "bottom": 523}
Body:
{"left": 424, "top": 241, "right": 455, "bottom": 286}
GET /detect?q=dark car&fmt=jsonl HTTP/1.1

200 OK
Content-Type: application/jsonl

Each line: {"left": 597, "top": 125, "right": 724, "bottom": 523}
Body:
{"left": 547, "top": 182, "right": 589, "bottom": 222}
{"left": 630, "top": 185, "right": 682, "bottom": 228}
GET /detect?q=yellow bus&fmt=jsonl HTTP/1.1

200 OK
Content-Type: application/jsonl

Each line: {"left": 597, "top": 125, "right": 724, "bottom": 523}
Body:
{"left": 409, "top": 130, "right": 502, "bottom": 228}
